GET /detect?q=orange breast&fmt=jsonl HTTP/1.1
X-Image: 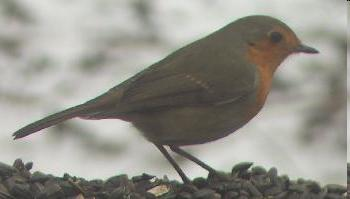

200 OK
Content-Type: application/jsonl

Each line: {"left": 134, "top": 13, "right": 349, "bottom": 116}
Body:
{"left": 255, "top": 64, "right": 273, "bottom": 109}
{"left": 245, "top": 45, "right": 276, "bottom": 119}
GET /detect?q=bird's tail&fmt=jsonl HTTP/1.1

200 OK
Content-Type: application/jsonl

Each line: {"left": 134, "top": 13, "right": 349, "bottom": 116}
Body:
{"left": 13, "top": 104, "right": 92, "bottom": 139}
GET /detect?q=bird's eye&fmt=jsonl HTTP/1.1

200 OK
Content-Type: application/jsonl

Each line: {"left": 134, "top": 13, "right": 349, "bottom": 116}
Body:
{"left": 269, "top": 31, "right": 283, "bottom": 43}
{"left": 248, "top": 42, "right": 255, "bottom": 46}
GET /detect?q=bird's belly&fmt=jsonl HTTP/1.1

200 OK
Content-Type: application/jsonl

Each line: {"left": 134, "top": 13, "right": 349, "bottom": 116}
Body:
{"left": 130, "top": 95, "right": 257, "bottom": 146}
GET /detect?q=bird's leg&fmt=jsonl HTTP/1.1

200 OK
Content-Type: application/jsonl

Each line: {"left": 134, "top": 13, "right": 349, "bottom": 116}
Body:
{"left": 155, "top": 144, "right": 191, "bottom": 184}
{"left": 169, "top": 146, "right": 217, "bottom": 175}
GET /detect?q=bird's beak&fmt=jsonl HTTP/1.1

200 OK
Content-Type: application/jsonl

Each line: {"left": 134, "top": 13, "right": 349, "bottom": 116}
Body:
{"left": 294, "top": 44, "right": 319, "bottom": 54}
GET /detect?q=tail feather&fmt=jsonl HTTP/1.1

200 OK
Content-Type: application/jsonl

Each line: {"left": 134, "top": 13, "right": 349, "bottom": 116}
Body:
{"left": 13, "top": 104, "right": 89, "bottom": 139}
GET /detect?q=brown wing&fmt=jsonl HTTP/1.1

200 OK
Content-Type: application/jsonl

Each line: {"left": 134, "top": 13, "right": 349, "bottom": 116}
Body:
{"left": 81, "top": 31, "right": 258, "bottom": 118}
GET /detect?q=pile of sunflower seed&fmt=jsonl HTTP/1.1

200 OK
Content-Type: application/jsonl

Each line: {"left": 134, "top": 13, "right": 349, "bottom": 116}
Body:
{"left": 0, "top": 159, "right": 346, "bottom": 199}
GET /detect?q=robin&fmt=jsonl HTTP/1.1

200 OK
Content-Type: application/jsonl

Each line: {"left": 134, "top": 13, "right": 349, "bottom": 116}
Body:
{"left": 13, "top": 15, "right": 318, "bottom": 183}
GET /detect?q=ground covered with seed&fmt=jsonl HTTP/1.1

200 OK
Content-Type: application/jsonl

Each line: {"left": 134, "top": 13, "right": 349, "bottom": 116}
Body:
{"left": 0, "top": 159, "right": 346, "bottom": 199}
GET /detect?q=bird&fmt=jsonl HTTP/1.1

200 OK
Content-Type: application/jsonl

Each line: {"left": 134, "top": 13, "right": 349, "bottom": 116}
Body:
{"left": 13, "top": 15, "right": 319, "bottom": 183}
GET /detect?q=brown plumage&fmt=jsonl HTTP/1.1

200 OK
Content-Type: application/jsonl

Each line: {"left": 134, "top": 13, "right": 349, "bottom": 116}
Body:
{"left": 13, "top": 15, "right": 318, "bottom": 183}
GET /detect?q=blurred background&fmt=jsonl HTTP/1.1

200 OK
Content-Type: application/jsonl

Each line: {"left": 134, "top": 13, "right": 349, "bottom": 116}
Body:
{"left": 0, "top": 0, "right": 346, "bottom": 185}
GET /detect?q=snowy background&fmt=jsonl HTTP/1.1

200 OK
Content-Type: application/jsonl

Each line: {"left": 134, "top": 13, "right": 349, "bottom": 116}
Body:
{"left": 0, "top": 0, "right": 346, "bottom": 185}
